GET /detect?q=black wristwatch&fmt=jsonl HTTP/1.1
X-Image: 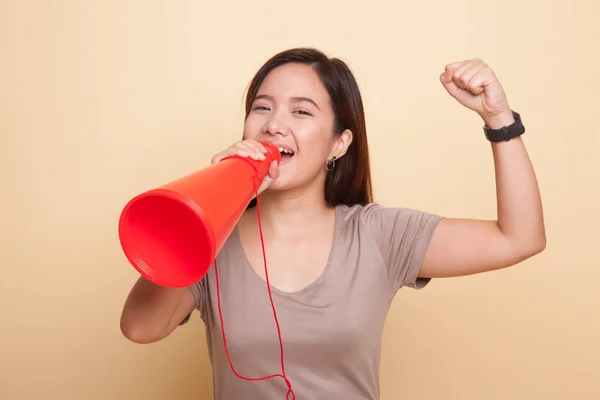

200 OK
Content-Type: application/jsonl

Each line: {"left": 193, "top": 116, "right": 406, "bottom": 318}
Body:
{"left": 483, "top": 111, "right": 525, "bottom": 142}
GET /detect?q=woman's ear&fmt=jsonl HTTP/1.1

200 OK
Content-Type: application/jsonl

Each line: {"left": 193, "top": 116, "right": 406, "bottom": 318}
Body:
{"left": 330, "top": 129, "right": 353, "bottom": 159}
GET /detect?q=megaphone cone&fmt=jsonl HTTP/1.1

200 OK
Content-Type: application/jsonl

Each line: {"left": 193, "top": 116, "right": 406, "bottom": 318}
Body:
{"left": 118, "top": 142, "right": 281, "bottom": 288}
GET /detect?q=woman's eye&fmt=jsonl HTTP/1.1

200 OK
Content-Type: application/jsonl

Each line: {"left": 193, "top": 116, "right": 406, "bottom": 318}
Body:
{"left": 294, "top": 110, "right": 312, "bottom": 116}
{"left": 253, "top": 106, "right": 270, "bottom": 111}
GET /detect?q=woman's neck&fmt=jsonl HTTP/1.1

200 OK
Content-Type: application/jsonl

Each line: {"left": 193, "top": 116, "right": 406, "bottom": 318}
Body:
{"left": 244, "top": 187, "right": 334, "bottom": 239}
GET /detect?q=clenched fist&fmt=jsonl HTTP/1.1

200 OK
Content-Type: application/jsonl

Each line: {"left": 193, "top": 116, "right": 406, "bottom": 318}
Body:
{"left": 210, "top": 139, "right": 280, "bottom": 197}
{"left": 440, "top": 58, "right": 514, "bottom": 128}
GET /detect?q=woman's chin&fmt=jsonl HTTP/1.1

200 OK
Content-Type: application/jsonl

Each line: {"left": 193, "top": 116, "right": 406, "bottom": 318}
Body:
{"left": 266, "top": 178, "right": 289, "bottom": 191}
{"left": 265, "top": 173, "right": 300, "bottom": 193}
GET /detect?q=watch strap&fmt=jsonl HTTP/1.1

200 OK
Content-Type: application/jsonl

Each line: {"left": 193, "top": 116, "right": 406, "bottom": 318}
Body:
{"left": 483, "top": 111, "right": 525, "bottom": 142}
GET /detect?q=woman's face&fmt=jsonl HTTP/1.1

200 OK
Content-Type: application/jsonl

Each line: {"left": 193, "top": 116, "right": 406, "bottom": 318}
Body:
{"left": 243, "top": 63, "right": 350, "bottom": 192}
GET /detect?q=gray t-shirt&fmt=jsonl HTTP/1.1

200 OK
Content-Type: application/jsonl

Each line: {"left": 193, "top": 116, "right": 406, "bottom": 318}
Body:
{"left": 186, "top": 202, "right": 443, "bottom": 399}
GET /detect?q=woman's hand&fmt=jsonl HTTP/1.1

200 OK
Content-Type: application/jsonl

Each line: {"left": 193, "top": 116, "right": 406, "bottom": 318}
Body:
{"left": 211, "top": 139, "right": 280, "bottom": 196}
{"left": 440, "top": 58, "right": 514, "bottom": 128}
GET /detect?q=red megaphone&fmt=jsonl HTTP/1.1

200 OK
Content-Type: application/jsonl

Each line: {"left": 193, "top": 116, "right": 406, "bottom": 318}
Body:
{"left": 118, "top": 142, "right": 281, "bottom": 288}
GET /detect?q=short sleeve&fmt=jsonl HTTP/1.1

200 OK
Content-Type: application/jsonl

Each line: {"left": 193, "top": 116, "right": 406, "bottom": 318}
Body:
{"left": 361, "top": 203, "right": 443, "bottom": 291}
{"left": 179, "top": 277, "right": 207, "bottom": 325}
{"left": 188, "top": 278, "right": 206, "bottom": 309}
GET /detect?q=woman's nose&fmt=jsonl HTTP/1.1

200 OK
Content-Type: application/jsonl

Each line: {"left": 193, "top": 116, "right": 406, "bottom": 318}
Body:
{"left": 264, "top": 117, "right": 289, "bottom": 136}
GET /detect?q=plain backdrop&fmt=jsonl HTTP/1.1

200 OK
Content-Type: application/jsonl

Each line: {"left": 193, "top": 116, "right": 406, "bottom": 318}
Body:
{"left": 1, "top": 0, "right": 599, "bottom": 399}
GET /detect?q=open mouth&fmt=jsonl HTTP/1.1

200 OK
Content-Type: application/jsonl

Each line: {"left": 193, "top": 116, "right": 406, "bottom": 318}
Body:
{"left": 276, "top": 146, "right": 295, "bottom": 163}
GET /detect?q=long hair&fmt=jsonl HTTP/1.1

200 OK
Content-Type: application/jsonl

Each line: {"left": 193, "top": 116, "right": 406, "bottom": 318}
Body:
{"left": 244, "top": 48, "right": 373, "bottom": 207}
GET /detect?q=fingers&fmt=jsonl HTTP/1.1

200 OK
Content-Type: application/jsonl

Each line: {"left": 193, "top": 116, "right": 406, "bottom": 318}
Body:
{"left": 255, "top": 160, "right": 280, "bottom": 196}
{"left": 439, "top": 68, "right": 462, "bottom": 98}
{"left": 268, "top": 160, "right": 280, "bottom": 179}
{"left": 230, "top": 140, "right": 267, "bottom": 160}
{"left": 212, "top": 139, "right": 268, "bottom": 164}
{"left": 442, "top": 58, "right": 497, "bottom": 97}
{"left": 440, "top": 66, "right": 478, "bottom": 110}
{"left": 453, "top": 60, "right": 482, "bottom": 92}
{"left": 444, "top": 59, "right": 469, "bottom": 69}
{"left": 239, "top": 139, "right": 268, "bottom": 154}
{"left": 448, "top": 59, "right": 484, "bottom": 93}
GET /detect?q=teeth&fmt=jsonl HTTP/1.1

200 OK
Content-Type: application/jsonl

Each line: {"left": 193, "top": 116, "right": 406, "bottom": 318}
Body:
{"left": 277, "top": 146, "right": 294, "bottom": 155}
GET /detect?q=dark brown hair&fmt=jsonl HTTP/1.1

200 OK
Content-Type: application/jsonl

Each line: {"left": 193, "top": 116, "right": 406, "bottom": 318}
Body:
{"left": 244, "top": 47, "right": 373, "bottom": 207}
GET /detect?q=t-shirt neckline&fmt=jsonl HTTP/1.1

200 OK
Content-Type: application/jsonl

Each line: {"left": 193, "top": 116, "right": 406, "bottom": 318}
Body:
{"left": 231, "top": 205, "right": 341, "bottom": 297}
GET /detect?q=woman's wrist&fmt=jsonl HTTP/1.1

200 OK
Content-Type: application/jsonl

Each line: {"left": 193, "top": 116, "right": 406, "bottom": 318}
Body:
{"left": 481, "top": 109, "right": 515, "bottom": 130}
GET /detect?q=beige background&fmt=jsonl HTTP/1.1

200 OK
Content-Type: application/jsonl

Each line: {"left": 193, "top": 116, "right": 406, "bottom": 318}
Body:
{"left": 2, "top": 0, "right": 599, "bottom": 399}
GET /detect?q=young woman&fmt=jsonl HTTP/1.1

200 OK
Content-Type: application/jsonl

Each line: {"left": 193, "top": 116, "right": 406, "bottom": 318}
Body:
{"left": 120, "top": 48, "right": 546, "bottom": 399}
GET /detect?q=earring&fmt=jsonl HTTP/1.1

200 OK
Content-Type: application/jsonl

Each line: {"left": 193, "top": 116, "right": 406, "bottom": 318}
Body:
{"left": 326, "top": 156, "right": 337, "bottom": 171}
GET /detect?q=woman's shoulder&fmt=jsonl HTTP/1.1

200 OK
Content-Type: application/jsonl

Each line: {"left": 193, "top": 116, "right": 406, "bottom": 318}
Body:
{"left": 335, "top": 201, "right": 443, "bottom": 233}
{"left": 336, "top": 201, "right": 440, "bottom": 216}
{"left": 334, "top": 202, "right": 391, "bottom": 234}
{"left": 335, "top": 201, "right": 415, "bottom": 220}
{"left": 334, "top": 201, "right": 382, "bottom": 218}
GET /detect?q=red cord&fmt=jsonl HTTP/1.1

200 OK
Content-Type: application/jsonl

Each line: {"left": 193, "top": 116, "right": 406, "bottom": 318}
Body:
{"left": 214, "top": 179, "right": 295, "bottom": 400}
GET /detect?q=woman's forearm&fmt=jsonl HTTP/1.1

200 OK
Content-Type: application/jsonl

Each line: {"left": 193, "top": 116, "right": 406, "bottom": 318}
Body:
{"left": 120, "top": 277, "right": 194, "bottom": 344}
{"left": 486, "top": 112, "right": 546, "bottom": 256}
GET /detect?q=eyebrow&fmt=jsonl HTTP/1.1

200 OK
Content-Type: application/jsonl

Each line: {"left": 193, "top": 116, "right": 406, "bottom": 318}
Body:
{"left": 254, "top": 94, "right": 321, "bottom": 111}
